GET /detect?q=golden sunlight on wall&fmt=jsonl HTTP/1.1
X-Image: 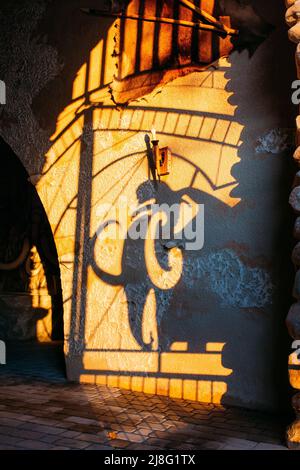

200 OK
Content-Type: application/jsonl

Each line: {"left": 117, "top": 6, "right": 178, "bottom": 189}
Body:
{"left": 79, "top": 342, "right": 232, "bottom": 404}
{"left": 289, "top": 349, "right": 300, "bottom": 390}
{"left": 35, "top": 27, "right": 243, "bottom": 404}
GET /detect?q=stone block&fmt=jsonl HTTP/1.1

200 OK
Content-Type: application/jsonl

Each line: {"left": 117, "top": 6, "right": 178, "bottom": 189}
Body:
{"left": 292, "top": 242, "right": 300, "bottom": 265}
{"left": 296, "top": 43, "right": 300, "bottom": 78}
{"left": 286, "top": 1, "right": 296, "bottom": 8}
{"left": 290, "top": 186, "right": 300, "bottom": 212}
{"left": 289, "top": 21, "right": 300, "bottom": 43}
{"left": 286, "top": 302, "right": 300, "bottom": 338}
{"left": 287, "top": 419, "right": 300, "bottom": 449}
{"left": 293, "top": 146, "right": 300, "bottom": 163}
{"left": 294, "top": 217, "right": 300, "bottom": 239}
{"left": 293, "top": 270, "right": 300, "bottom": 299}
{"left": 286, "top": 3, "right": 300, "bottom": 27}
{"left": 292, "top": 392, "right": 300, "bottom": 413}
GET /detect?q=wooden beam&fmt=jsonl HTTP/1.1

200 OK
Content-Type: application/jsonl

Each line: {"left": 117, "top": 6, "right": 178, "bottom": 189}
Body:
{"left": 80, "top": 8, "right": 238, "bottom": 36}
{"left": 179, "top": 0, "right": 224, "bottom": 30}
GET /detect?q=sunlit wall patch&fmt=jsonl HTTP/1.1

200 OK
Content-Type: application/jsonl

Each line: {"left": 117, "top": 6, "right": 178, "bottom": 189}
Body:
{"left": 0, "top": 340, "right": 6, "bottom": 365}
{"left": 0, "top": 80, "right": 5, "bottom": 105}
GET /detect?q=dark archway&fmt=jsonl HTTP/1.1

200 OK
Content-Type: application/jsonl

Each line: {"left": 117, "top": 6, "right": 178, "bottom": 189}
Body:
{"left": 0, "top": 136, "right": 65, "bottom": 377}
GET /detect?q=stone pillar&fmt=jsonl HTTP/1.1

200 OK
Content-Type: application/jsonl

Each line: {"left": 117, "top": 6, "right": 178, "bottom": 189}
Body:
{"left": 285, "top": 0, "right": 300, "bottom": 450}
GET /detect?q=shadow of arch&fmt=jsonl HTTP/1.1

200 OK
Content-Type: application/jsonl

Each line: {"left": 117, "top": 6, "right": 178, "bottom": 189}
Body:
{"left": 0, "top": 136, "right": 64, "bottom": 343}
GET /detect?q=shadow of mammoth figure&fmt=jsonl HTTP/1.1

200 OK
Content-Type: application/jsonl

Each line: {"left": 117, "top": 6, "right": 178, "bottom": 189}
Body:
{"left": 90, "top": 181, "right": 234, "bottom": 352}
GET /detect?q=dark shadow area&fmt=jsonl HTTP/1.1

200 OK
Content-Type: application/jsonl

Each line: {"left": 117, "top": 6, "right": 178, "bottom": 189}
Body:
{"left": 0, "top": 136, "right": 65, "bottom": 377}
{"left": 0, "top": 341, "right": 66, "bottom": 382}
{"left": 32, "top": 0, "right": 128, "bottom": 136}
{"left": 223, "top": 0, "right": 296, "bottom": 420}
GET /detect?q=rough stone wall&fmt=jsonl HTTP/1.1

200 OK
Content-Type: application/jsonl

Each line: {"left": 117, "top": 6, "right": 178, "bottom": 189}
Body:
{"left": 0, "top": 0, "right": 295, "bottom": 411}
{"left": 284, "top": 0, "right": 300, "bottom": 450}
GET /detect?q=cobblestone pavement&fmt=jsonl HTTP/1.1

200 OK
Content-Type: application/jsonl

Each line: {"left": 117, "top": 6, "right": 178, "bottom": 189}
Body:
{"left": 0, "top": 342, "right": 288, "bottom": 450}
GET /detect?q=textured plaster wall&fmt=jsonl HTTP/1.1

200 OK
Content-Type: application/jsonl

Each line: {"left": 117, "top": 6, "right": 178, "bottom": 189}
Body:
{"left": 0, "top": 0, "right": 296, "bottom": 411}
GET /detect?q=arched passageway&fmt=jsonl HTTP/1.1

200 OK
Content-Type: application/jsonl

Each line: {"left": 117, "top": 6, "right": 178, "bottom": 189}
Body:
{"left": 0, "top": 137, "right": 65, "bottom": 379}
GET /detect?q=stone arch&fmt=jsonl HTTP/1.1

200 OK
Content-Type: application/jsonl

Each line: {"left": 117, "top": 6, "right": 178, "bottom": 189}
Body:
{"left": 0, "top": 136, "right": 64, "bottom": 342}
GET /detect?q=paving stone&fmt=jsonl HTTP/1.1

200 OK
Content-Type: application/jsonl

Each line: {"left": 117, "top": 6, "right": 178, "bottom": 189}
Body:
{"left": 195, "top": 441, "right": 225, "bottom": 450}
{"left": 0, "top": 411, "right": 33, "bottom": 421}
{"left": 0, "top": 425, "right": 45, "bottom": 441}
{"left": 254, "top": 442, "right": 287, "bottom": 450}
{"left": 39, "top": 434, "right": 61, "bottom": 444}
{"left": 19, "top": 423, "right": 65, "bottom": 435}
{"left": 25, "top": 416, "right": 61, "bottom": 426}
{"left": 110, "top": 423, "right": 136, "bottom": 433}
{"left": 0, "top": 444, "right": 21, "bottom": 450}
{"left": 0, "top": 345, "right": 287, "bottom": 451}
{"left": 128, "top": 444, "right": 161, "bottom": 450}
{"left": 0, "top": 417, "right": 24, "bottom": 428}
{"left": 135, "top": 428, "right": 153, "bottom": 437}
{"left": 16, "top": 439, "right": 54, "bottom": 450}
{"left": 0, "top": 434, "right": 26, "bottom": 447}
{"left": 53, "top": 438, "right": 90, "bottom": 449}
{"left": 60, "top": 430, "right": 82, "bottom": 439}
{"left": 116, "top": 432, "right": 145, "bottom": 443}
{"left": 140, "top": 421, "right": 172, "bottom": 431}
{"left": 64, "top": 416, "right": 101, "bottom": 426}
{"left": 219, "top": 437, "right": 258, "bottom": 449}
{"left": 85, "top": 444, "right": 112, "bottom": 450}
{"left": 108, "top": 439, "right": 131, "bottom": 448}
{"left": 51, "top": 446, "right": 71, "bottom": 450}
{"left": 77, "top": 433, "right": 108, "bottom": 444}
